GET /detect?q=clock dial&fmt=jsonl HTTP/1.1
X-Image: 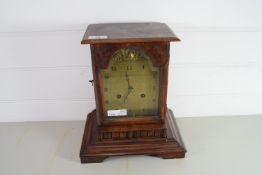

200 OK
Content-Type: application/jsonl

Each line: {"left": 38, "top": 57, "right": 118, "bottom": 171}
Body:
{"left": 100, "top": 48, "right": 160, "bottom": 117}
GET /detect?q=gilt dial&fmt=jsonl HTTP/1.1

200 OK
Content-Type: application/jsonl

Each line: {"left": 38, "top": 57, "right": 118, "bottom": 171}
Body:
{"left": 100, "top": 48, "right": 160, "bottom": 117}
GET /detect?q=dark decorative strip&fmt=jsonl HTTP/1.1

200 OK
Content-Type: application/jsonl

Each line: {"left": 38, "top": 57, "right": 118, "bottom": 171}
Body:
{"left": 98, "top": 129, "right": 166, "bottom": 141}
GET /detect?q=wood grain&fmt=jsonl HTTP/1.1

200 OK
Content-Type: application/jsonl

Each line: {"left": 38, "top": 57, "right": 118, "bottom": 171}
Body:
{"left": 81, "top": 23, "right": 180, "bottom": 44}
{"left": 80, "top": 23, "right": 186, "bottom": 163}
{"left": 80, "top": 109, "right": 186, "bottom": 163}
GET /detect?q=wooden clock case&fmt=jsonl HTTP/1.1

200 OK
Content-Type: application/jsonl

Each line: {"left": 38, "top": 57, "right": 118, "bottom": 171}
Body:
{"left": 79, "top": 23, "right": 186, "bottom": 163}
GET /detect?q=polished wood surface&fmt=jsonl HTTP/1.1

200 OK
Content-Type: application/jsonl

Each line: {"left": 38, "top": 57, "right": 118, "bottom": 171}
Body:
{"left": 80, "top": 22, "right": 186, "bottom": 163}
{"left": 80, "top": 109, "right": 186, "bottom": 163}
{"left": 81, "top": 23, "right": 180, "bottom": 44}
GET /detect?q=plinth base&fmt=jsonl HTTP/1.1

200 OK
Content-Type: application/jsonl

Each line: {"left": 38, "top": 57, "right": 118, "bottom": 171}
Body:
{"left": 79, "top": 109, "right": 186, "bottom": 163}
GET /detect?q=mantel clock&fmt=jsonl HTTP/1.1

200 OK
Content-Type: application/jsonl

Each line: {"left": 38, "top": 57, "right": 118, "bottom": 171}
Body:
{"left": 80, "top": 23, "right": 186, "bottom": 163}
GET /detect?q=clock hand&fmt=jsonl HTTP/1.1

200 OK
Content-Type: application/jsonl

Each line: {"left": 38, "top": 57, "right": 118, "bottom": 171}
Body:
{"left": 125, "top": 71, "right": 131, "bottom": 88}
{"left": 124, "top": 71, "right": 134, "bottom": 102}
{"left": 124, "top": 88, "right": 132, "bottom": 102}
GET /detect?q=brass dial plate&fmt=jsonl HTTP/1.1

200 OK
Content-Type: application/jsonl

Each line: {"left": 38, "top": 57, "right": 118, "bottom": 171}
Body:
{"left": 100, "top": 48, "right": 160, "bottom": 117}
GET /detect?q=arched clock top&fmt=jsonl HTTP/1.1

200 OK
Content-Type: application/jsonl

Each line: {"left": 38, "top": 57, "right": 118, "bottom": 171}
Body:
{"left": 91, "top": 42, "right": 170, "bottom": 69}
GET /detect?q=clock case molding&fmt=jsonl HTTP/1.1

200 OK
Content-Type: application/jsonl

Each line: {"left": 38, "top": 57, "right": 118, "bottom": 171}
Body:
{"left": 80, "top": 23, "right": 186, "bottom": 163}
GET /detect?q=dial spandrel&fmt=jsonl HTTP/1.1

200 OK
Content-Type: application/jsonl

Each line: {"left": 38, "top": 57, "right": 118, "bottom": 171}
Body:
{"left": 100, "top": 48, "right": 160, "bottom": 117}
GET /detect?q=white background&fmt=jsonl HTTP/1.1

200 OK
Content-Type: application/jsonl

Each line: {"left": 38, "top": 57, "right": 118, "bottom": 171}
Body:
{"left": 0, "top": 0, "right": 262, "bottom": 122}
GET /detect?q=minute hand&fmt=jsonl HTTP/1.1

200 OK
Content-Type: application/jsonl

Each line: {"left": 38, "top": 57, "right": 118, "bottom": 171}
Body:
{"left": 124, "top": 71, "right": 133, "bottom": 102}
